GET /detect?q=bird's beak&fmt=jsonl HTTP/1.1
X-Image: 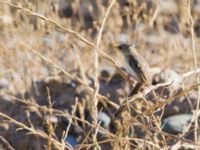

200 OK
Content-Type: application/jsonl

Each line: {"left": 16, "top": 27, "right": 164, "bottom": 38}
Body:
{"left": 130, "top": 44, "right": 136, "bottom": 49}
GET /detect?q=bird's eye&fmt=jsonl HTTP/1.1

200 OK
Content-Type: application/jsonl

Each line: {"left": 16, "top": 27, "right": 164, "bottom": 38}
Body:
{"left": 118, "top": 44, "right": 129, "bottom": 50}
{"left": 118, "top": 45, "right": 123, "bottom": 49}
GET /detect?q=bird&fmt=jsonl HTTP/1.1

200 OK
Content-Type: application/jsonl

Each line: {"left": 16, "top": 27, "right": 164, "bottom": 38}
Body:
{"left": 114, "top": 44, "right": 151, "bottom": 117}
{"left": 116, "top": 44, "right": 151, "bottom": 85}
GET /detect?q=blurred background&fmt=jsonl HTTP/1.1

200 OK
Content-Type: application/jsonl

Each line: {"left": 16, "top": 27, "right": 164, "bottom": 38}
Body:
{"left": 0, "top": 0, "right": 200, "bottom": 149}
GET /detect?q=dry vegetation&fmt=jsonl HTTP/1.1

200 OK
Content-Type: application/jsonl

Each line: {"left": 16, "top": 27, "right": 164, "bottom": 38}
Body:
{"left": 0, "top": 0, "right": 200, "bottom": 149}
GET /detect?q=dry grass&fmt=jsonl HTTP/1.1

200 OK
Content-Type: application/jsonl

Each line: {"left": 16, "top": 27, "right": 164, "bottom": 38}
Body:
{"left": 0, "top": 0, "right": 200, "bottom": 149}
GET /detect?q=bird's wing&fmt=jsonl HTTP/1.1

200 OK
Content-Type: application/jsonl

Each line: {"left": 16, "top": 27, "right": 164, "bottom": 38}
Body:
{"left": 128, "top": 55, "right": 147, "bottom": 83}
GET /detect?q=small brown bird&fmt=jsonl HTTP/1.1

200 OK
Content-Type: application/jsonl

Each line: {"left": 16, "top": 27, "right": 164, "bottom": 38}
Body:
{"left": 115, "top": 44, "right": 151, "bottom": 117}
{"left": 116, "top": 44, "right": 151, "bottom": 85}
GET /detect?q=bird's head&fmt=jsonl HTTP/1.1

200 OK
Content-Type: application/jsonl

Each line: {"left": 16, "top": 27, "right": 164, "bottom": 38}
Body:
{"left": 115, "top": 44, "right": 135, "bottom": 56}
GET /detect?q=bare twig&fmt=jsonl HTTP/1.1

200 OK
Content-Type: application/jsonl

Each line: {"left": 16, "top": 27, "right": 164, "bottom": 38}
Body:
{"left": 186, "top": 0, "right": 200, "bottom": 145}
{"left": 92, "top": 0, "right": 116, "bottom": 147}
{"left": 46, "top": 88, "right": 53, "bottom": 150}
{"left": 0, "top": 136, "right": 15, "bottom": 150}
{"left": 22, "top": 44, "right": 119, "bottom": 109}
{"left": 79, "top": 137, "right": 160, "bottom": 149}
{"left": 0, "top": 112, "right": 70, "bottom": 149}
{"left": 182, "top": 68, "right": 200, "bottom": 79}
{"left": 61, "top": 98, "right": 78, "bottom": 149}
{"left": 0, "top": 0, "right": 128, "bottom": 82}
{"left": 1, "top": 94, "right": 115, "bottom": 138}
{"left": 144, "top": 83, "right": 200, "bottom": 116}
{"left": 73, "top": 46, "right": 88, "bottom": 85}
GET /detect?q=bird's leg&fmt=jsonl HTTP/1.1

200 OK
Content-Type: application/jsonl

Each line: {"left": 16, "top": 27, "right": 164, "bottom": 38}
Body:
{"left": 114, "top": 103, "right": 126, "bottom": 117}
{"left": 114, "top": 82, "right": 143, "bottom": 117}
{"left": 128, "top": 82, "right": 143, "bottom": 97}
